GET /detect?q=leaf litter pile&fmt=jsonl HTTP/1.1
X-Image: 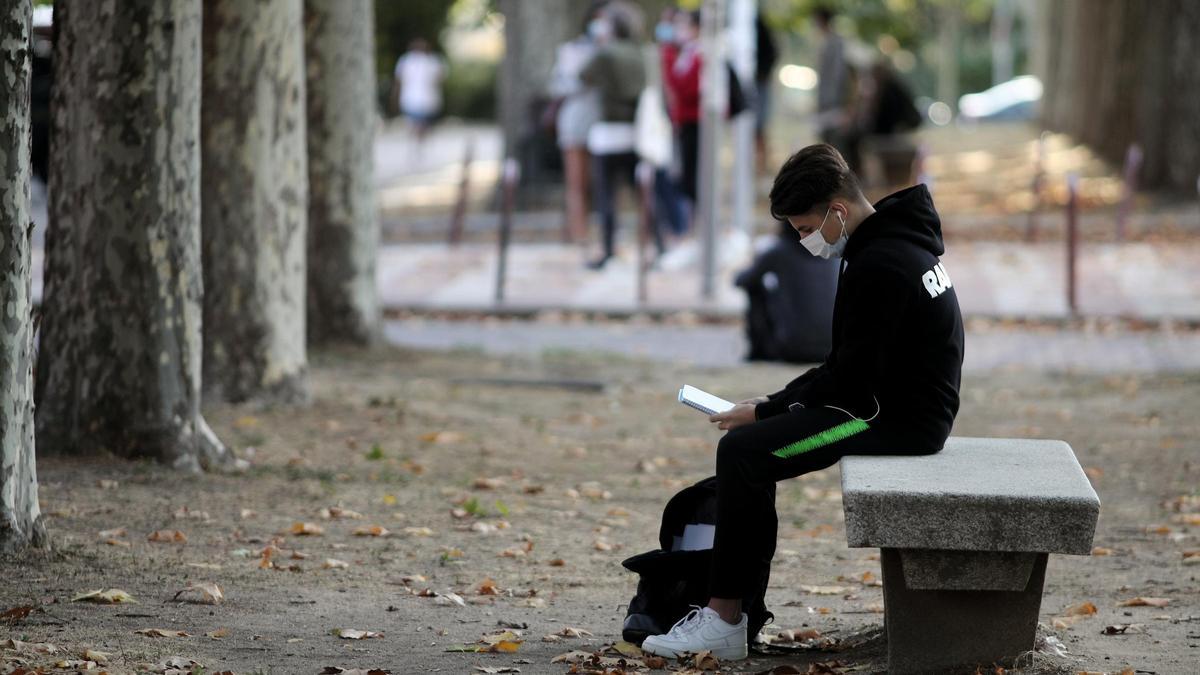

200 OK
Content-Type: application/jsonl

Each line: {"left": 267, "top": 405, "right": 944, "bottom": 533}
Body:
{"left": 2, "top": 346, "right": 1198, "bottom": 673}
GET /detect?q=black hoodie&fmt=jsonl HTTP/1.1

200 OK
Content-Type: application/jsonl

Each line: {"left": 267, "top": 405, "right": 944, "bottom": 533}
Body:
{"left": 754, "top": 184, "right": 964, "bottom": 451}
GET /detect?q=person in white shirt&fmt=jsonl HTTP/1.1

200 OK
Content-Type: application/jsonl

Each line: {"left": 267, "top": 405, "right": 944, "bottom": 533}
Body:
{"left": 392, "top": 38, "right": 446, "bottom": 143}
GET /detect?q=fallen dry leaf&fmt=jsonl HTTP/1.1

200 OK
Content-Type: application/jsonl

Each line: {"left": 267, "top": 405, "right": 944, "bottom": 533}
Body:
{"left": 71, "top": 589, "right": 135, "bottom": 604}
{"left": 1051, "top": 615, "right": 1084, "bottom": 630}
{"left": 147, "top": 529, "right": 188, "bottom": 543}
{"left": 353, "top": 525, "right": 389, "bottom": 537}
{"left": 321, "top": 507, "right": 365, "bottom": 520}
{"left": 547, "top": 558, "right": 566, "bottom": 567}
{"left": 1116, "top": 597, "right": 1169, "bottom": 608}
{"left": 433, "top": 591, "right": 466, "bottom": 607}
{"left": 477, "top": 578, "right": 502, "bottom": 595}
{"left": 240, "top": 508, "right": 257, "bottom": 519}
{"left": 173, "top": 582, "right": 224, "bottom": 605}
{"left": 421, "top": 430, "right": 465, "bottom": 444}
{"left": 4, "top": 638, "right": 59, "bottom": 654}
{"left": 445, "top": 630, "right": 523, "bottom": 653}
{"left": 1101, "top": 623, "right": 1144, "bottom": 635}
{"left": 612, "top": 641, "right": 642, "bottom": 658}
{"left": 82, "top": 649, "right": 111, "bottom": 665}
{"left": 135, "top": 628, "right": 190, "bottom": 638}
{"left": 323, "top": 558, "right": 350, "bottom": 570}
{"left": 1091, "top": 546, "right": 1115, "bottom": 556}
{"left": 319, "top": 668, "right": 392, "bottom": 675}
{"left": 472, "top": 477, "right": 504, "bottom": 490}
{"left": 98, "top": 527, "right": 127, "bottom": 539}
{"left": 403, "top": 526, "right": 434, "bottom": 537}
{"left": 206, "top": 627, "right": 230, "bottom": 640}
{"left": 54, "top": 660, "right": 98, "bottom": 670}
{"left": 173, "top": 506, "right": 210, "bottom": 521}
{"left": 693, "top": 649, "right": 720, "bottom": 670}
{"left": 556, "top": 626, "right": 594, "bottom": 638}
{"left": 334, "top": 628, "right": 384, "bottom": 639}
{"left": 1063, "top": 601, "right": 1098, "bottom": 616}
{"left": 474, "top": 667, "right": 521, "bottom": 674}
{"left": 97, "top": 479, "right": 119, "bottom": 490}
{"left": 290, "top": 522, "right": 325, "bottom": 536}
{"left": 0, "top": 605, "right": 35, "bottom": 624}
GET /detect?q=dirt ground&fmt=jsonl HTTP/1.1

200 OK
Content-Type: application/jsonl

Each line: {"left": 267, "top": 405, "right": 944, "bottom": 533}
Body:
{"left": 2, "top": 343, "right": 1198, "bottom": 675}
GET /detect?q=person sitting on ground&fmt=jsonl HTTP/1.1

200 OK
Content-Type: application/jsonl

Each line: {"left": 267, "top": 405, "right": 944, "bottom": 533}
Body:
{"left": 640, "top": 144, "right": 965, "bottom": 660}
{"left": 735, "top": 217, "right": 837, "bottom": 364}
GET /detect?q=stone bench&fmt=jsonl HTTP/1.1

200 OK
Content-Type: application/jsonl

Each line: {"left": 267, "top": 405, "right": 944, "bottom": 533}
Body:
{"left": 839, "top": 437, "right": 1100, "bottom": 674}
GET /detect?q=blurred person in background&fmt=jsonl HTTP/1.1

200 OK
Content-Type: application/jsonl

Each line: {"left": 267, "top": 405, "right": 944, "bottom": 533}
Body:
{"left": 580, "top": 1, "right": 654, "bottom": 270}
{"left": 858, "top": 59, "right": 922, "bottom": 186}
{"left": 661, "top": 9, "right": 702, "bottom": 211}
{"left": 391, "top": 38, "right": 446, "bottom": 149}
{"left": 644, "top": 6, "right": 690, "bottom": 242}
{"left": 549, "top": 2, "right": 608, "bottom": 244}
{"left": 753, "top": 14, "right": 779, "bottom": 175}
{"left": 735, "top": 218, "right": 837, "bottom": 363}
{"left": 812, "top": 7, "right": 856, "bottom": 171}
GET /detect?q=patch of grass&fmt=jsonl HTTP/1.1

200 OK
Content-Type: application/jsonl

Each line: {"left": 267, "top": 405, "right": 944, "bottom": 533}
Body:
{"left": 365, "top": 444, "right": 386, "bottom": 461}
{"left": 462, "top": 497, "right": 487, "bottom": 517}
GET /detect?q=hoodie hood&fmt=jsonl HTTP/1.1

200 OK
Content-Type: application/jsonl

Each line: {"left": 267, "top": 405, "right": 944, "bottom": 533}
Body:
{"left": 844, "top": 184, "right": 944, "bottom": 259}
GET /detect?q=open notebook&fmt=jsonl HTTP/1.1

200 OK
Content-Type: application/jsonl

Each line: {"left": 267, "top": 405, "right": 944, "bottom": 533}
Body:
{"left": 677, "top": 385, "right": 735, "bottom": 416}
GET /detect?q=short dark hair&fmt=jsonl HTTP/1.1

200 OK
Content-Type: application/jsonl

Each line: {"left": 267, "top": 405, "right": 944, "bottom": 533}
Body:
{"left": 768, "top": 144, "right": 860, "bottom": 220}
{"left": 814, "top": 7, "right": 835, "bottom": 26}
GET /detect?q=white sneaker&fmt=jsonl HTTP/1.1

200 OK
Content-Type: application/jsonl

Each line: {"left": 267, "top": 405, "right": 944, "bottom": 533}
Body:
{"left": 640, "top": 606, "right": 748, "bottom": 660}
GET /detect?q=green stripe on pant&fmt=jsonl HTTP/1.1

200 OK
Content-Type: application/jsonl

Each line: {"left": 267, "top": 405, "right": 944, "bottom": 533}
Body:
{"left": 771, "top": 418, "right": 870, "bottom": 459}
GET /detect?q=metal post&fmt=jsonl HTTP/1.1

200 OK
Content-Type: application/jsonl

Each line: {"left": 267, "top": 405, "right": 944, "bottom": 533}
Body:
{"left": 729, "top": 0, "right": 756, "bottom": 235}
{"left": 1065, "top": 172, "right": 1079, "bottom": 316}
{"left": 494, "top": 158, "right": 520, "bottom": 305}
{"left": 1026, "top": 131, "right": 1046, "bottom": 242}
{"left": 636, "top": 161, "right": 655, "bottom": 306}
{"left": 448, "top": 137, "right": 474, "bottom": 246}
{"left": 699, "top": 0, "right": 727, "bottom": 301}
{"left": 1115, "top": 143, "right": 1142, "bottom": 241}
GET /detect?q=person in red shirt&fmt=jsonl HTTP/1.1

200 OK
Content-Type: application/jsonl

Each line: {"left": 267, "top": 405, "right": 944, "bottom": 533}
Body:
{"left": 660, "top": 10, "right": 702, "bottom": 205}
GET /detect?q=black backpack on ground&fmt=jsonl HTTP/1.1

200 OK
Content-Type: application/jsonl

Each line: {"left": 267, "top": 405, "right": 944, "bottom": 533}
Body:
{"left": 620, "top": 476, "right": 773, "bottom": 647}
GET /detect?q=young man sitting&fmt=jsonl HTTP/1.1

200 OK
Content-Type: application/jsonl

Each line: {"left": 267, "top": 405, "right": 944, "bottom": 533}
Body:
{"left": 640, "top": 144, "right": 965, "bottom": 659}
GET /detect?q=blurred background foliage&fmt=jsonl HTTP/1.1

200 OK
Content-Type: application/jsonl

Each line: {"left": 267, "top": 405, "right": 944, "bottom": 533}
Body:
{"left": 372, "top": 0, "right": 1028, "bottom": 121}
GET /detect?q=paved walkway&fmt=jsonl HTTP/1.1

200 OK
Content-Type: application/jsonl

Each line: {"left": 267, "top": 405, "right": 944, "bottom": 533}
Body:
{"left": 377, "top": 237, "right": 1200, "bottom": 320}
{"left": 384, "top": 318, "right": 1200, "bottom": 374}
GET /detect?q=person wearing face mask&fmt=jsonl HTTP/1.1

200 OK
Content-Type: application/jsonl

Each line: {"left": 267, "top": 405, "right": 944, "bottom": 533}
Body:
{"left": 640, "top": 143, "right": 963, "bottom": 660}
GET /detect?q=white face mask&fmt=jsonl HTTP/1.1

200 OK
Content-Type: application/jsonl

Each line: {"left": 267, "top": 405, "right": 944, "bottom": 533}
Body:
{"left": 800, "top": 206, "right": 848, "bottom": 259}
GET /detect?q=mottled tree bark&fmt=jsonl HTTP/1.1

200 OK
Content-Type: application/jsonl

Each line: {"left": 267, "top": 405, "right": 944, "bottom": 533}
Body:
{"left": 0, "top": 0, "right": 46, "bottom": 552}
{"left": 202, "top": 0, "right": 309, "bottom": 402}
{"left": 36, "top": 0, "right": 232, "bottom": 472}
{"left": 1038, "top": 0, "right": 1200, "bottom": 191}
{"left": 304, "top": 0, "right": 380, "bottom": 345}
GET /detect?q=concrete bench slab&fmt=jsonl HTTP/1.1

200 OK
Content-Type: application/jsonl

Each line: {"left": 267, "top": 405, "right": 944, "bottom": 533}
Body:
{"left": 839, "top": 437, "right": 1100, "bottom": 674}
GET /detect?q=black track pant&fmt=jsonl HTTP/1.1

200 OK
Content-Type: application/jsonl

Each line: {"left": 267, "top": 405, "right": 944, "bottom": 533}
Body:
{"left": 707, "top": 406, "right": 935, "bottom": 599}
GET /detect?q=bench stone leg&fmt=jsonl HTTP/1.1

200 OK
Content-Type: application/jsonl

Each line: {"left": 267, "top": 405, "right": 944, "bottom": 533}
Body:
{"left": 881, "top": 548, "right": 1048, "bottom": 674}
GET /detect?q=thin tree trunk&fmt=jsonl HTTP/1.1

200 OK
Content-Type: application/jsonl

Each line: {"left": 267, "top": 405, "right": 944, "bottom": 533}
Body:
{"left": 497, "top": 0, "right": 590, "bottom": 161}
{"left": 304, "top": 0, "right": 380, "bottom": 345}
{"left": 0, "top": 0, "right": 46, "bottom": 552}
{"left": 202, "top": 0, "right": 309, "bottom": 403}
{"left": 36, "top": 0, "right": 231, "bottom": 472}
